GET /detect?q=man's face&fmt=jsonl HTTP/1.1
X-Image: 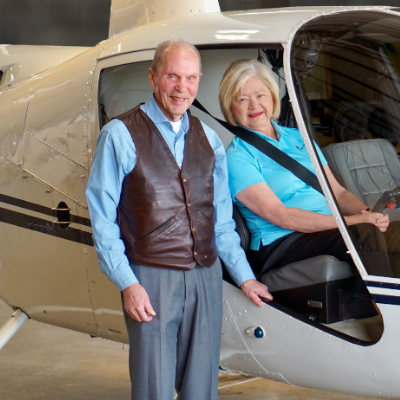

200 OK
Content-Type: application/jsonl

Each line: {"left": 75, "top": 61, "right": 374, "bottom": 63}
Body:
{"left": 149, "top": 45, "right": 201, "bottom": 122}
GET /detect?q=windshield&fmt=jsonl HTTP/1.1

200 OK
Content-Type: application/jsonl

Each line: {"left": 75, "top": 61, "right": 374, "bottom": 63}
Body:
{"left": 290, "top": 10, "right": 400, "bottom": 279}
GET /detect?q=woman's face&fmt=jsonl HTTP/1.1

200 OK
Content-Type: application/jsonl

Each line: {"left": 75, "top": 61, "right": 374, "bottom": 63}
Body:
{"left": 230, "top": 77, "right": 274, "bottom": 133}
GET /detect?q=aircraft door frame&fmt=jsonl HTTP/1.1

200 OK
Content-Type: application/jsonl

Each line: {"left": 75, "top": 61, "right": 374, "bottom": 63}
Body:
{"left": 282, "top": 16, "right": 370, "bottom": 280}
{"left": 89, "top": 50, "right": 155, "bottom": 168}
{"left": 86, "top": 50, "right": 154, "bottom": 341}
{"left": 282, "top": 9, "right": 400, "bottom": 287}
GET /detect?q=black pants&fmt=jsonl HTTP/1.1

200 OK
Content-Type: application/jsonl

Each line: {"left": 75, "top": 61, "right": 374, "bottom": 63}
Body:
{"left": 248, "top": 223, "right": 400, "bottom": 279}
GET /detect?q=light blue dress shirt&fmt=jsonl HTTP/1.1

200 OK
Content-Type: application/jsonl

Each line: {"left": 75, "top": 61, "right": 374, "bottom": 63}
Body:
{"left": 226, "top": 120, "right": 332, "bottom": 250}
{"left": 86, "top": 95, "right": 255, "bottom": 290}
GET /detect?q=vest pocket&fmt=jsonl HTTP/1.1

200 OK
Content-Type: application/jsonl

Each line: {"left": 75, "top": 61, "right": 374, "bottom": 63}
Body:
{"left": 196, "top": 209, "right": 214, "bottom": 225}
{"left": 132, "top": 215, "right": 178, "bottom": 248}
{"left": 195, "top": 210, "right": 215, "bottom": 236}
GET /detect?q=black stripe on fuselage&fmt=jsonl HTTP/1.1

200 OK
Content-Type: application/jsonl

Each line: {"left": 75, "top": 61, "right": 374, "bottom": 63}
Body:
{"left": 365, "top": 281, "right": 400, "bottom": 290}
{"left": 0, "top": 207, "right": 93, "bottom": 246}
{"left": 371, "top": 294, "right": 400, "bottom": 306}
{"left": 365, "top": 282, "right": 400, "bottom": 305}
{"left": 0, "top": 193, "right": 91, "bottom": 227}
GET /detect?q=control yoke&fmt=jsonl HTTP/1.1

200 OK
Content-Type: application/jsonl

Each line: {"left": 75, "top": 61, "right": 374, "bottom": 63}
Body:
{"left": 372, "top": 186, "right": 400, "bottom": 213}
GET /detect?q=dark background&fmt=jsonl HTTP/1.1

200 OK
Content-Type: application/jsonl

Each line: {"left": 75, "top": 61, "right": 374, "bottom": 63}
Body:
{"left": 1, "top": 0, "right": 400, "bottom": 46}
{"left": 219, "top": 0, "right": 400, "bottom": 10}
{"left": 0, "top": 0, "right": 111, "bottom": 46}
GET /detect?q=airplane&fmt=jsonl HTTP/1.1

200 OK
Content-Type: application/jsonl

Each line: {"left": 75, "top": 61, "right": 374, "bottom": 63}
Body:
{"left": 2, "top": 0, "right": 400, "bottom": 397}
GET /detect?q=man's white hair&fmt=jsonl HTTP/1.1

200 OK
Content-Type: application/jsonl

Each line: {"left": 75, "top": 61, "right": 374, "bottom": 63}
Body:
{"left": 151, "top": 39, "right": 202, "bottom": 75}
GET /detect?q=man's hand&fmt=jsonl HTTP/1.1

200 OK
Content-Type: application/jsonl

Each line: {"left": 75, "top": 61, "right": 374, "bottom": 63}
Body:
{"left": 122, "top": 283, "right": 156, "bottom": 322}
{"left": 240, "top": 279, "right": 273, "bottom": 307}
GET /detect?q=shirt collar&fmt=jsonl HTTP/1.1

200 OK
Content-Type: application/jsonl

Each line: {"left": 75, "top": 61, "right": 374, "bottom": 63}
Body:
{"left": 144, "top": 94, "right": 189, "bottom": 130}
{"left": 271, "top": 120, "right": 285, "bottom": 141}
{"left": 239, "top": 119, "right": 284, "bottom": 142}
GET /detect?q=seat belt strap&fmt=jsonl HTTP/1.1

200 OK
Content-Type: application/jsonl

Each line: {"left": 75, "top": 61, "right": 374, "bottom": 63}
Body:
{"left": 192, "top": 99, "right": 323, "bottom": 196}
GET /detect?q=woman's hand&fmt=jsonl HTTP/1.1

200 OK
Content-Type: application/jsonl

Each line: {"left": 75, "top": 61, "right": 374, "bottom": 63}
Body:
{"left": 236, "top": 174, "right": 391, "bottom": 234}
{"left": 345, "top": 210, "right": 390, "bottom": 232}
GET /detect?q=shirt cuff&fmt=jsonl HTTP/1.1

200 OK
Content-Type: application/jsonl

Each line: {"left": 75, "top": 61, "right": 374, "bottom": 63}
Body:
{"left": 233, "top": 268, "right": 256, "bottom": 287}
{"left": 110, "top": 266, "right": 139, "bottom": 291}
{"left": 224, "top": 260, "right": 256, "bottom": 286}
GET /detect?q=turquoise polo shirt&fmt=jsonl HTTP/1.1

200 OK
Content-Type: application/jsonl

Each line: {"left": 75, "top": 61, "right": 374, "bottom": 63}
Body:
{"left": 226, "top": 120, "right": 332, "bottom": 250}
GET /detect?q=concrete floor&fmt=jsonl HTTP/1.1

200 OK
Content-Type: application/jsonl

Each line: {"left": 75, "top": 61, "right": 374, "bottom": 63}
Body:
{"left": 0, "top": 300, "right": 392, "bottom": 400}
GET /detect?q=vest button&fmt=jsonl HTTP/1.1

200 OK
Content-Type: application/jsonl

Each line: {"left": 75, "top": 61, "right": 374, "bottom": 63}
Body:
{"left": 187, "top": 203, "right": 191, "bottom": 207}
{"left": 192, "top": 227, "right": 195, "bottom": 232}
{"left": 194, "top": 252, "right": 197, "bottom": 256}
{"left": 182, "top": 178, "right": 187, "bottom": 183}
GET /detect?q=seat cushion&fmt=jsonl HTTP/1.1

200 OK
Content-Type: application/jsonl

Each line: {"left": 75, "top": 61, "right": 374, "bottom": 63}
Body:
{"left": 262, "top": 255, "right": 357, "bottom": 292}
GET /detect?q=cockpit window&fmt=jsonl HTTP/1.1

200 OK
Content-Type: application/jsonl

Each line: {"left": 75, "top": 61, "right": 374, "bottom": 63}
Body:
{"left": 219, "top": 1, "right": 400, "bottom": 11}
{"left": 98, "top": 61, "right": 153, "bottom": 129}
{"left": 290, "top": 11, "right": 400, "bottom": 278}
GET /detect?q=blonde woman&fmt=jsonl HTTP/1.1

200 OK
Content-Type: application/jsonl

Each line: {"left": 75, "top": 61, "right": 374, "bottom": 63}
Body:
{"left": 220, "top": 59, "right": 393, "bottom": 278}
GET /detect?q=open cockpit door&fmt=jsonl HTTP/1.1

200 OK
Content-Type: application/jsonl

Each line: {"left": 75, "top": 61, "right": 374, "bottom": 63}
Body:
{"left": 284, "top": 9, "right": 400, "bottom": 282}
{"left": 221, "top": 13, "right": 400, "bottom": 395}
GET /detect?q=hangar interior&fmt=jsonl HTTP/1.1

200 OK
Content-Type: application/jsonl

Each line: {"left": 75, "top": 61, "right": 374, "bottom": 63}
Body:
{"left": 1, "top": 2, "right": 400, "bottom": 400}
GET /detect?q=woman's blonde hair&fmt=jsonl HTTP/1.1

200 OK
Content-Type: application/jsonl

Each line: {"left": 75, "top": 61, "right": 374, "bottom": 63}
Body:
{"left": 219, "top": 59, "right": 281, "bottom": 126}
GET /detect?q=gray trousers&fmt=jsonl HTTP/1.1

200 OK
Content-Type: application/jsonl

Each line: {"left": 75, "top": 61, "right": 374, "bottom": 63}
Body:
{"left": 124, "top": 259, "right": 223, "bottom": 400}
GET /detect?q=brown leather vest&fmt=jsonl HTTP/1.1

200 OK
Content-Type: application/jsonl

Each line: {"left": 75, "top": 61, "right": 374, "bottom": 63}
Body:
{"left": 116, "top": 105, "right": 218, "bottom": 270}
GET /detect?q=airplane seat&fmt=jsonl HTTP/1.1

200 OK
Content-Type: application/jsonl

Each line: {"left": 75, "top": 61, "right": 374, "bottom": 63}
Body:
{"left": 322, "top": 139, "right": 400, "bottom": 221}
{"left": 228, "top": 203, "right": 377, "bottom": 324}
{"left": 262, "top": 255, "right": 356, "bottom": 293}
{"left": 261, "top": 256, "right": 377, "bottom": 324}
{"left": 232, "top": 203, "right": 251, "bottom": 252}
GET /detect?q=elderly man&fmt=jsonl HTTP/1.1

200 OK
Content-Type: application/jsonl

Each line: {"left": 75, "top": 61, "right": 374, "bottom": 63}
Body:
{"left": 86, "top": 39, "right": 271, "bottom": 400}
